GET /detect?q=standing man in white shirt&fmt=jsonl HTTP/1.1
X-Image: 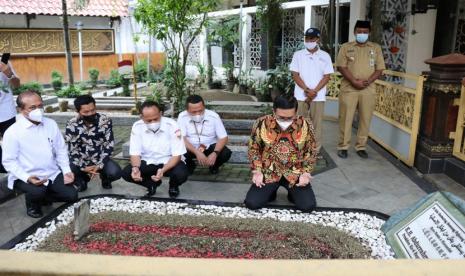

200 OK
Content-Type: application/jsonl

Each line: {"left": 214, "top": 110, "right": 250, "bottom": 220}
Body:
{"left": 2, "top": 91, "right": 77, "bottom": 218}
{"left": 122, "top": 101, "right": 189, "bottom": 198}
{"left": 177, "top": 95, "right": 231, "bottom": 175}
{"left": 0, "top": 54, "right": 20, "bottom": 173}
{"left": 290, "top": 28, "right": 334, "bottom": 157}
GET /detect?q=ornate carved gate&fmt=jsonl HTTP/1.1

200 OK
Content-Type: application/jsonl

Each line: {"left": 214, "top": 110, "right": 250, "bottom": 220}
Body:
{"left": 452, "top": 85, "right": 465, "bottom": 162}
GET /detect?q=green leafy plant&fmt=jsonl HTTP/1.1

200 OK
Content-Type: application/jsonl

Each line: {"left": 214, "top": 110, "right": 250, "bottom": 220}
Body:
{"left": 13, "top": 81, "right": 44, "bottom": 95}
{"left": 135, "top": 59, "right": 148, "bottom": 82}
{"left": 134, "top": 0, "right": 217, "bottom": 114}
{"left": 88, "top": 68, "right": 100, "bottom": 87}
{"left": 120, "top": 75, "right": 131, "bottom": 96}
{"left": 256, "top": 0, "right": 284, "bottom": 69}
{"left": 147, "top": 83, "right": 163, "bottom": 103}
{"left": 51, "top": 70, "right": 63, "bottom": 91}
{"left": 106, "top": 70, "right": 121, "bottom": 87}
{"left": 196, "top": 62, "right": 207, "bottom": 84}
{"left": 57, "top": 85, "right": 82, "bottom": 98}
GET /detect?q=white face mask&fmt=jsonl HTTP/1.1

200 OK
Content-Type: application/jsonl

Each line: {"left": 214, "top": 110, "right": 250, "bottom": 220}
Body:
{"left": 304, "top": 42, "right": 318, "bottom": 50}
{"left": 356, "top": 33, "right": 369, "bottom": 44}
{"left": 191, "top": 114, "right": 204, "bottom": 123}
{"left": 277, "top": 120, "right": 293, "bottom": 131}
{"left": 146, "top": 122, "right": 161, "bottom": 132}
{"left": 27, "top": 108, "right": 44, "bottom": 123}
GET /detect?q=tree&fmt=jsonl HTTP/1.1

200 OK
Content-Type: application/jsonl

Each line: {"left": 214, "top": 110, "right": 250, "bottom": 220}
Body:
{"left": 257, "top": 0, "right": 284, "bottom": 69}
{"left": 61, "top": 0, "right": 74, "bottom": 86}
{"left": 60, "top": 0, "right": 89, "bottom": 87}
{"left": 134, "top": 0, "right": 217, "bottom": 113}
{"left": 206, "top": 16, "right": 240, "bottom": 86}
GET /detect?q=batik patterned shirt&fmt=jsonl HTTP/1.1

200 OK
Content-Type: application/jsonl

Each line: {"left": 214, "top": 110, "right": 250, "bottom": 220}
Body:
{"left": 65, "top": 113, "right": 114, "bottom": 169}
{"left": 248, "top": 115, "right": 317, "bottom": 186}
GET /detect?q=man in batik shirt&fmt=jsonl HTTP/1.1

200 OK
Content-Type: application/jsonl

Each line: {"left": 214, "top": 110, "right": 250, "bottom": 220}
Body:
{"left": 65, "top": 95, "right": 122, "bottom": 191}
{"left": 245, "top": 95, "right": 318, "bottom": 212}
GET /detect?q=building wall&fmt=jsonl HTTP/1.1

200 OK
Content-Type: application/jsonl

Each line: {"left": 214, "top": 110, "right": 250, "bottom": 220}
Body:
{"left": 0, "top": 14, "right": 165, "bottom": 83}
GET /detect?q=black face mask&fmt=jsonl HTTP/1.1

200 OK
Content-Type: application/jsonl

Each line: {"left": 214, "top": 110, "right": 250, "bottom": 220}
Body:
{"left": 82, "top": 113, "right": 98, "bottom": 124}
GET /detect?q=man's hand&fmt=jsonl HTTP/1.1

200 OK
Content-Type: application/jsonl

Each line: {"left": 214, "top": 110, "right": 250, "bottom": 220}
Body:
{"left": 64, "top": 172, "right": 75, "bottom": 185}
{"left": 131, "top": 167, "right": 142, "bottom": 182}
{"left": 83, "top": 165, "right": 99, "bottom": 180}
{"left": 151, "top": 168, "right": 164, "bottom": 182}
{"left": 206, "top": 152, "right": 218, "bottom": 167}
{"left": 351, "top": 79, "right": 366, "bottom": 90}
{"left": 195, "top": 151, "right": 209, "bottom": 166}
{"left": 27, "top": 176, "right": 48, "bottom": 186}
{"left": 252, "top": 171, "right": 265, "bottom": 188}
{"left": 296, "top": 173, "right": 313, "bottom": 187}
{"left": 362, "top": 80, "right": 371, "bottom": 87}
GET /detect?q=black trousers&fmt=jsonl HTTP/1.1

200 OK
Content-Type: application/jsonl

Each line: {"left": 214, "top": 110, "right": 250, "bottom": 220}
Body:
{"left": 14, "top": 173, "right": 78, "bottom": 209}
{"left": 184, "top": 144, "right": 232, "bottom": 174}
{"left": 0, "top": 117, "right": 16, "bottom": 173}
{"left": 71, "top": 159, "right": 122, "bottom": 185}
{"left": 122, "top": 160, "right": 189, "bottom": 189}
{"left": 244, "top": 177, "right": 317, "bottom": 212}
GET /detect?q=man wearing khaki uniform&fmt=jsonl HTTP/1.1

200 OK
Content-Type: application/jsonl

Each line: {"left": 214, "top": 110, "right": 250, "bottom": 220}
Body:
{"left": 290, "top": 28, "right": 333, "bottom": 156}
{"left": 336, "top": 20, "right": 385, "bottom": 159}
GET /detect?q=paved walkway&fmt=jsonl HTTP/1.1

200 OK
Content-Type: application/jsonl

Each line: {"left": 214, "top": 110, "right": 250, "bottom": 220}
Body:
{"left": 0, "top": 119, "right": 430, "bottom": 246}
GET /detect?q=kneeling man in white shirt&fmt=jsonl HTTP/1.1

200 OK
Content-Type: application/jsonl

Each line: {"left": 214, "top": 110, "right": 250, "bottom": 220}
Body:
{"left": 122, "top": 101, "right": 189, "bottom": 198}
{"left": 2, "top": 91, "right": 78, "bottom": 218}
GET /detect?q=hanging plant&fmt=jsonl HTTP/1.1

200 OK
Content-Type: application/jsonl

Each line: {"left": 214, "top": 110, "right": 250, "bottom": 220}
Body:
{"left": 394, "top": 26, "right": 405, "bottom": 34}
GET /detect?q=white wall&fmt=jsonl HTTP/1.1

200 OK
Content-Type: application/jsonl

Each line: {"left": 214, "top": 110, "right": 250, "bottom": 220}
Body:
{"left": 405, "top": 9, "right": 437, "bottom": 75}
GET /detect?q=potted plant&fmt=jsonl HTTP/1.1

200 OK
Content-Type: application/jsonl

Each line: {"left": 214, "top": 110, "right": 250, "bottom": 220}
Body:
{"left": 247, "top": 77, "right": 256, "bottom": 96}
{"left": 265, "top": 66, "right": 293, "bottom": 100}
{"left": 222, "top": 63, "right": 235, "bottom": 92}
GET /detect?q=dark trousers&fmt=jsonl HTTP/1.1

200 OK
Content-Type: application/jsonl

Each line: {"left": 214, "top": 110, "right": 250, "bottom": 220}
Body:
{"left": 71, "top": 159, "right": 122, "bottom": 185}
{"left": 184, "top": 144, "right": 232, "bottom": 174}
{"left": 244, "top": 177, "right": 317, "bottom": 212}
{"left": 0, "top": 117, "right": 16, "bottom": 173}
{"left": 122, "top": 160, "right": 189, "bottom": 189}
{"left": 14, "top": 173, "right": 78, "bottom": 209}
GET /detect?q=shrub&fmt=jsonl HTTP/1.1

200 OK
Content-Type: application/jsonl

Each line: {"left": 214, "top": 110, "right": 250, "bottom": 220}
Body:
{"left": 120, "top": 75, "right": 131, "bottom": 96}
{"left": 135, "top": 59, "right": 148, "bottom": 82}
{"left": 88, "top": 68, "right": 99, "bottom": 87}
{"left": 57, "top": 86, "right": 82, "bottom": 98}
{"left": 51, "top": 70, "right": 63, "bottom": 91}
{"left": 106, "top": 70, "right": 121, "bottom": 87}
{"left": 14, "top": 81, "right": 44, "bottom": 95}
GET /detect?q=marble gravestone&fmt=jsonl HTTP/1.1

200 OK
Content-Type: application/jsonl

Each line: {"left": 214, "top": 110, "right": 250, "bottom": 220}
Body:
{"left": 383, "top": 192, "right": 465, "bottom": 259}
{"left": 73, "top": 199, "right": 91, "bottom": 241}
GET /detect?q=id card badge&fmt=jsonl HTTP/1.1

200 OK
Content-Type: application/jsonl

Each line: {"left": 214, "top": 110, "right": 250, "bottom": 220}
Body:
{"left": 369, "top": 49, "right": 375, "bottom": 67}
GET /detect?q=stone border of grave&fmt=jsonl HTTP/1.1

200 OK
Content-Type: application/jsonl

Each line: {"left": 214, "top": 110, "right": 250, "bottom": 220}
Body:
{"left": 1, "top": 194, "right": 394, "bottom": 259}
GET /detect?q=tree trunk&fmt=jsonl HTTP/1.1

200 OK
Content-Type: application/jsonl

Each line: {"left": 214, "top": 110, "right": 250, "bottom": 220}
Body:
{"left": 370, "top": 0, "right": 383, "bottom": 45}
{"left": 206, "top": 29, "right": 213, "bottom": 88}
{"left": 61, "top": 0, "right": 74, "bottom": 86}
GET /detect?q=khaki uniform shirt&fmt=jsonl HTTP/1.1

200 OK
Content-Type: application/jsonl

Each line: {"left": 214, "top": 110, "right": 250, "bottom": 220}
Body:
{"left": 336, "top": 41, "right": 386, "bottom": 93}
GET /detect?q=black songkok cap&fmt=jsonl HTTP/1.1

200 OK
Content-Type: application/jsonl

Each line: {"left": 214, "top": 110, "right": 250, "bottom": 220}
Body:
{"left": 355, "top": 20, "right": 371, "bottom": 30}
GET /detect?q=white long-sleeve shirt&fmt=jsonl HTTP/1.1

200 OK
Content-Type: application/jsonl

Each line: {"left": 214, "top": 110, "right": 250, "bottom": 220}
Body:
{"left": 0, "top": 61, "right": 18, "bottom": 122}
{"left": 2, "top": 115, "right": 71, "bottom": 189}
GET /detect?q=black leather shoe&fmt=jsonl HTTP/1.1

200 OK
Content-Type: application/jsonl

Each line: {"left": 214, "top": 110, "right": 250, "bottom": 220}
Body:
{"left": 337, "top": 150, "right": 348, "bottom": 158}
{"left": 26, "top": 207, "right": 43, "bottom": 218}
{"left": 145, "top": 184, "right": 157, "bottom": 197}
{"left": 168, "top": 184, "right": 180, "bottom": 198}
{"left": 75, "top": 180, "right": 88, "bottom": 192}
{"left": 269, "top": 190, "right": 277, "bottom": 202}
{"left": 287, "top": 193, "right": 295, "bottom": 204}
{"left": 102, "top": 180, "right": 112, "bottom": 189}
{"left": 209, "top": 167, "right": 219, "bottom": 175}
{"left": 356, "top": 150, "right": 368, "bottom": 159}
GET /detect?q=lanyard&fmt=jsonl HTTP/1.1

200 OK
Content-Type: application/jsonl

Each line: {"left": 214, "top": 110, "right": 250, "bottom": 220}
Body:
{"left": 192, "top": 120, "right": 205, "bottom": 145}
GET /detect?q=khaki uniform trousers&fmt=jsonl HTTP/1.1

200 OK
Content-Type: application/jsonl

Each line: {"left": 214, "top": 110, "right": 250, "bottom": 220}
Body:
{"left": 337, "top": 89, "right": 376, "bottom": 151}
{"left": 297, "top": 101, "right": 324, "bottom": 153}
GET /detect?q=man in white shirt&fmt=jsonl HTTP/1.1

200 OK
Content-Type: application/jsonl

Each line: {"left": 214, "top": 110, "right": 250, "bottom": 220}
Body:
{"left": 0, "top": 55, "right": 20, "bottom": 173}
{"left": 122, "top": 101, "right": 188, "bottom": 198}
{"left": 290, "top": 28, "right": 334, "bottom": 156}
{"left": 177, "top": 95, "right": 231, "bottom": 175}
{"left": 2, "top": 91, "right": 77, "bottom": 218}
